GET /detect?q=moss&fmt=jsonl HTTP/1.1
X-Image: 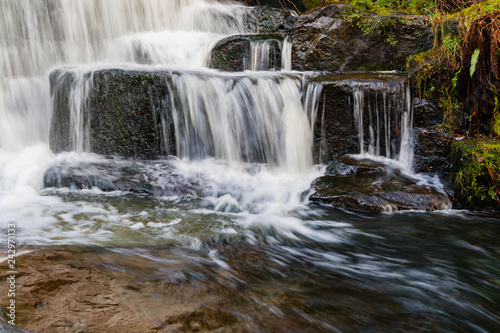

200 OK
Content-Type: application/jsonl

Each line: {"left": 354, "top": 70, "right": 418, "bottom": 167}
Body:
{"left": 305, "top": 0, "right": 435, "bottom": 15}
{"left": 452, "top": 138, "right": 500, "bottom": 209}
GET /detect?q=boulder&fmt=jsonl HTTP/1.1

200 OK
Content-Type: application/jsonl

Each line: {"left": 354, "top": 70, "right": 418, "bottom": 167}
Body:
{"left": 50, "top": 68, "right": 176, "bottom": 159}
{"left": 245, "top": 6, "right": 297, "bottom": 33}
{"left": 309, "top": 156, "right": 452, "bottom": 212}
{"left": 209, "top": 34, "right": 287, "bottom": 71}
{"left": 292, "top": 4, "right": 433, "bottom": 72}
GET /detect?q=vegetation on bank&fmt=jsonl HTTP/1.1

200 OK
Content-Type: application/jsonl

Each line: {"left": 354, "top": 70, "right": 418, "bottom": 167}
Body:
{"left": 453, "top": 138, "right": 500, "bottom": 207}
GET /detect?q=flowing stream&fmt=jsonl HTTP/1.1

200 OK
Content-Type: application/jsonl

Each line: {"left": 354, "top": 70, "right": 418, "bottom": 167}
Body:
{"left": 0, "top": 0, "right": 499, "bottom": 331}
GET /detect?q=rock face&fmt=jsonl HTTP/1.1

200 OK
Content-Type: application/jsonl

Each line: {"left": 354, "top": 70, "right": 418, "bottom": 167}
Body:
{"left": 309, "top": 73, "right": 410, "bottom": 163}
{"left": 245, "top": 6, "right": 297, "bottom": 33}
{"left": 309, "top": 156, "right": 452, "bottom": 212}
{"left": 413, "top": 98, "right": 443, "bottom": 128}
{"left": 292, "top": 4, "right": 433, "bottom": 72}
{"left": 50, "top": 69, "right": 176, "bottom": 159}
{"left": 209, "top": 34, "right": 287, "bottom": 72}
{"left": 413, "top": 127, "right": 453, "bottom": 190}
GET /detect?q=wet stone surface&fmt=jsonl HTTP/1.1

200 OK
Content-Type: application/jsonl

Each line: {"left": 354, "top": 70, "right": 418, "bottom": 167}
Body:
{"left": 310, "top": 156, "right": 452, "bottom": 212}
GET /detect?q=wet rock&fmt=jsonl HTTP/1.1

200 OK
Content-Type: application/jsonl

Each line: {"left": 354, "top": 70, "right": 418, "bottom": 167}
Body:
{"left": 310, "top": 156, "right": 452, "bottom": 212}
{"left": 292, "top": 4, "right": 433, "bottom": 72}
{"left": 50, "top": 68, "right": 176, "bottom": 159}
{"left": 325, "top": 157, "right": 358, "bottom": 176}
{"left": 209, "top": 33, "right": 286, "bottom": 72}
{"left": 413, "top": 127, "right": 453, "bottom": 192}
{"left": 245, "top": 6, "right": 297, "bottom": 33}
{"left": 413, "top": 98, "right": 442, "bottom": 127}
{"left": 43, "top": 157, "right": 207, "bottom": 197}
{"left": 242, "top": 0, "right": 306, "bottom": 13}
{"left": 310, "top": 73, "right": 409, "bottom": 163}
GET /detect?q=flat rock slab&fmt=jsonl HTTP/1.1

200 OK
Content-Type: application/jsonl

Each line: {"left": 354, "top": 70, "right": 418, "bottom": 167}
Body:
{"left": 309, "top": 156, "right": 452, "bottom": 212}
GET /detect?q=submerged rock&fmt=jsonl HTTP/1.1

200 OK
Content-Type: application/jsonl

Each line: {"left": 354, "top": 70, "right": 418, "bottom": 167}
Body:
{"left": 43, "top": 157, "right": 206, "bottom": 197}
{"left": 292, "top": 4, "right": 433, "bottom": 72}
{"left": 209, "top": 33, "right": 287, "bottom": 72}
{"left": 310, "top": 156, "right": 451, "bottom": 212}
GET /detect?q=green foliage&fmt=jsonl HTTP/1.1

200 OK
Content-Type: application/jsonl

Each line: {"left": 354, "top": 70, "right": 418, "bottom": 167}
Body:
{"left": 453, "top": 138, "right": 500, "bottom": 207}
{"left": 469, "top": 48, "right": 480, "bottom": 78}
{"left": 407, "top": 45, "right": 462, "bottom": 128}
{"left": 493, "top": 94, "right": 500, "bottom": 135}
{"left": 304, "top": 0, "right": 436, "bottom": 14}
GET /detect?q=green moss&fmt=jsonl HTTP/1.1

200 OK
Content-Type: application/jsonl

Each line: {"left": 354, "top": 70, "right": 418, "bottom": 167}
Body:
{"left": 452, "top": 138, "right": 500, "bottom": 209}
{"left": 305, "top": 0, "right": 435, "bottom": 15}
{"left": 341, "top": 7, "right": 407, "bottom": 46}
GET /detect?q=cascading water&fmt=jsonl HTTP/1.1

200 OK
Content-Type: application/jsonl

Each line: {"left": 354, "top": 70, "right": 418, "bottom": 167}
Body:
{"left": 2, "top": 2, "right": 497, "bottom": 332}
{"left": 0, "top": 0, "right": 248, "bottom": 151}
{"left": 350, "top": 77, "right": 414, "bottom": 170}
{"left": 247, "top": 37, "right": 293, "bottom": 71}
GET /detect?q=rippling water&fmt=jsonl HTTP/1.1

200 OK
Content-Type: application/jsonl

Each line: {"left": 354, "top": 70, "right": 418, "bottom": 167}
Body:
{"left": 1, "top": 152, "right": 498, "bottom": 331}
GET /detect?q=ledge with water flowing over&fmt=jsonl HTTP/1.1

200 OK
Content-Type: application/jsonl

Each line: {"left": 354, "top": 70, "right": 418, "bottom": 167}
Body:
{"left": 2, "top": 1, "right": 500, "bottom": 332}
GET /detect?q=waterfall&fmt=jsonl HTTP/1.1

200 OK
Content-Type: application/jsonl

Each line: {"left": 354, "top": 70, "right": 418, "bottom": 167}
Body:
{"left": 51, "top": 68, "right": 315, "bottom": 172}
{"left": 349, "top": 76, "right": 414, "bottom": 169}
{"left": 281, "top": 37, "right": 293, "bottom": 71}
{"left": 0, "top": 0, "right": 248, "bottom": 152}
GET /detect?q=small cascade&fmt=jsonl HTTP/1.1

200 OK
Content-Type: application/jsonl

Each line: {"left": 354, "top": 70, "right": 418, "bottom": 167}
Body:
{"left": 304, "top": 74, "right": 414, "bottom": 169}
{"left": 350, "top": 77, "right": 413, "bottom": 169}
{"left": 249, "top": 41, "right": 272, "bottom": 71}
{"left": 281, "top": 37, "right": 293, "bottom": 71}
{"left": 247, "top": 37, "right": 292, "bottom": 71}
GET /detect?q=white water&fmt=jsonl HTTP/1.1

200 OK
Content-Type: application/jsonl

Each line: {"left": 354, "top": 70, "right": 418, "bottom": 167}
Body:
{"left": 0, "top": 0, "right": 425, "bottom": 248}
{"left": 0, "top": 0, "right": 327, "bottom": 246}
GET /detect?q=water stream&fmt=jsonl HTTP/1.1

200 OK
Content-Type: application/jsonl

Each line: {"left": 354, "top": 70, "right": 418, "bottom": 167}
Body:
{"left": 0, "top": 0, "right": 499, "bottom": 331}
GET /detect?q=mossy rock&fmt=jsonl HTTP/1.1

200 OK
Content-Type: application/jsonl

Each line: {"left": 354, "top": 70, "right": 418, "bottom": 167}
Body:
{"left": 452, "top": 137, "right": 500, "bottom": 210}
{"left": 292, "top": 3, "right": 433, "bottom": 72}
{"left": 50, "top": 68, "right": 176, "bottom": 159}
